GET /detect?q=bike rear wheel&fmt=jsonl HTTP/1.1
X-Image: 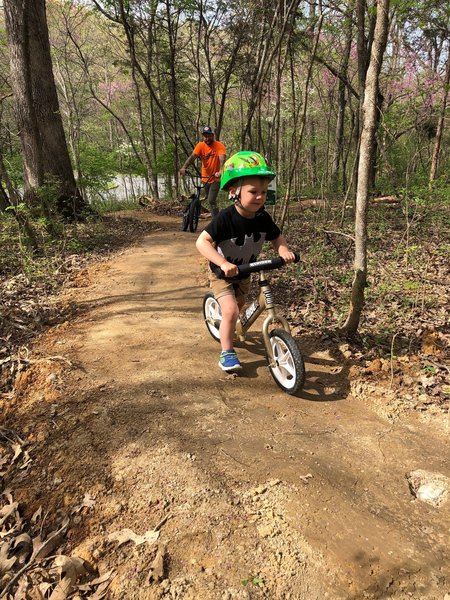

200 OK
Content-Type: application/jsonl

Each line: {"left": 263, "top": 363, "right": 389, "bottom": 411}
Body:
{"left": 189, "top": 200, "right": 201, "bottom": 232}
{"left": 267, "top": 329, "right": 305, "bottom": 395}
{"left": 203, "top": 292, "right": 221, "bottom": 342}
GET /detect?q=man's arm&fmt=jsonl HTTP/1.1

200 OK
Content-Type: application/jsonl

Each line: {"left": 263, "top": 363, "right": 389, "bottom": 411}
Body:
{"left": 179, "top": 152, "right": 198, "bottom": 176}
{"left": 213, "top": 153, "right": 226, "bottom": 178}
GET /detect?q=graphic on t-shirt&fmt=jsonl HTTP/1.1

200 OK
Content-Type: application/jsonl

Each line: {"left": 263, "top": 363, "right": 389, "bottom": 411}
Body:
{"left": 218, "top": 232, "right": 267, "bottom": 265}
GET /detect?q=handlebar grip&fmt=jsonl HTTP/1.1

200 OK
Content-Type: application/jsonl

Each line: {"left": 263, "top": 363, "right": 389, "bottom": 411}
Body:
{"left": 210, "top": 264, "right": 227, "bottom": 279}
{"left": 211, "top": 253, "right": 300, "bottom": 280}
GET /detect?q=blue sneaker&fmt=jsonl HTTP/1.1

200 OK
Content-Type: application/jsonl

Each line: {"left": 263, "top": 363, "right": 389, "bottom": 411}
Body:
{"left": 218, "top": 350, "right": 242, "bottom": 371}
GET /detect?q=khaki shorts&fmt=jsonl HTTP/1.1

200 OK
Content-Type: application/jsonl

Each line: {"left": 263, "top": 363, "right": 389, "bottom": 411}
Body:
{"left": 209, "top": 271, "right": 251, "bottom": 302}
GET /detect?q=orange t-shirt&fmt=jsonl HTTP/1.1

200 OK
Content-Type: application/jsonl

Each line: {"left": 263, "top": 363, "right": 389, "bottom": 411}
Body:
{"left": 193, "top": 140, "right": 226, "bottom": 182}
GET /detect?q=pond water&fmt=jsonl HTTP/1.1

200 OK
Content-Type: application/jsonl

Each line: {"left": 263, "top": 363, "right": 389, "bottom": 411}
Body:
{"left": 87, "top": 175, "right": 190, "bottom": 203}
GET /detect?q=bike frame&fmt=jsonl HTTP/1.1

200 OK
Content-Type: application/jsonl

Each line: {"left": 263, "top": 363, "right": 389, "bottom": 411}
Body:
{"left": 217, "top": 271, "right": 291, "bottom": 365}
{"left": 182, "top": 175, "right": 201, "bottom": 210}
{"left": 185, "top": 172, "right": 215, "bottom": 203}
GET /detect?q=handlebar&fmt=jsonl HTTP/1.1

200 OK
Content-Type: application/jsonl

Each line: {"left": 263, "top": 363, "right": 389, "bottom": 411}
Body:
{"left": 184, "top": 171, "right": 216, "bottom": 188}
{"left": 211, "top": 253, "right": 300, "bottom": 280}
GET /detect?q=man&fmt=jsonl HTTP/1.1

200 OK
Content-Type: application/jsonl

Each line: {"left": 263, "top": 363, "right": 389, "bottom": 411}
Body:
{"left": 179, "top": 126, "right": 226, "bottom": 218}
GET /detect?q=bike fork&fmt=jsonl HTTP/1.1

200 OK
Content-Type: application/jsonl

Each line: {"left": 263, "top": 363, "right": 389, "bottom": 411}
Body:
{"left": 258, "top": 276, "right": 291, "bottom": 364}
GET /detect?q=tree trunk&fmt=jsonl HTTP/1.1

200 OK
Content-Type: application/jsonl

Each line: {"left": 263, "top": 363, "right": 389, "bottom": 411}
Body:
{"left": 308, "top": 119, "right": 318, "bottom": 186}
{"left": 3, "top": 0, "right": 87, "bottom": 220}
{"left": 165, "top": 0, "right": 181, "bottom": 195}
{"left": 331, "top": 12, "right": 353, "bottom": 189}
{"left": 429, "top": 54, "right": 450, "bottom": 188}
{"left": 341, "top": 0, "right": 390, "bottom": 334}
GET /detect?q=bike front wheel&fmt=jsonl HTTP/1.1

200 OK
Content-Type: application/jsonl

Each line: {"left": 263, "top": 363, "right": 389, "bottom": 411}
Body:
{"left": 267, "top": 329, "right": 305, "bottom": 395}
{"left": 181, "top": 206, "right": 190, "bottom": 231}
{"left": 203, "top": 292, "right": 221, "bottom": 342}
{"left": 189, "top": 200, "right": 201, "bottom": 232}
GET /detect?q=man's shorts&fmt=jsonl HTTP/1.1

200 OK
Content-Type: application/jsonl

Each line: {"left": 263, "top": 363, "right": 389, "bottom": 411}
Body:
{"left": 209, "top": 271, "right": 251, "bottom": 302}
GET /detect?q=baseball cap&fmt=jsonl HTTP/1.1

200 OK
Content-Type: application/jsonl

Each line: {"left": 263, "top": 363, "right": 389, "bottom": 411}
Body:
{"left": 201, "top": 125, "right": 214, "bottom": 135}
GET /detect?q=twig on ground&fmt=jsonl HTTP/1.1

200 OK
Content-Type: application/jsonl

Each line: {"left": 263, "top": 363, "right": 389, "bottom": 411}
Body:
{"left": 31, "top": 355, "right": 73, "bottom": 367}
{"left": 322, "top": 229, "right": 355, "bottom": 242}
{"left": 153, "top": 513, "right": 172, "bottom": 532}
{"left": 390, "top": 332, "right": 400, "bottom": 388}
{"left": 0, "top": 428, "right": 26, "bottom": 448}
{"left": 424, "top": 358, "right": 450, "bottom": 374}
{"left": 219, "top": 448, "right": 250, "bottom": 467}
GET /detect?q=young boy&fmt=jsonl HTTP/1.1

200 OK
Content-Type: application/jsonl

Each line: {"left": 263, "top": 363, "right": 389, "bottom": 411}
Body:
{"left": 196, "top": 151, "right": 295, "bottom": 371}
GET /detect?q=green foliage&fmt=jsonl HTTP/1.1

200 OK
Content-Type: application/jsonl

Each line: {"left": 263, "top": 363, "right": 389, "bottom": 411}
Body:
{"left": 155, "top": 144, "right": 175, "bottom": 176}
{"left": 115, "top": 142, "right": 146, "bottom": 176}
{"left": 3, "top": 152, "right": 24, "bottom": 186}
{"left": 241, "top": 576, "right": 264, "bottom": 587}
{"left": 0, "top": 214, "right": 24, "bottom": 274}
{"left": 399, "top": 184, "right": 450, "bottom": 230}
{"left": 0, "top": 205, "right": 151, "bottom": 282}
{"left": 79, "top": 142, "right": 117, "bottom": 189}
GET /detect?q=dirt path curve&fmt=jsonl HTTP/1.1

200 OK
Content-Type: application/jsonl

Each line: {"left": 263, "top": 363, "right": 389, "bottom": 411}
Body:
{"left": 15, "top": 214, "right": 449, "bottom": 599}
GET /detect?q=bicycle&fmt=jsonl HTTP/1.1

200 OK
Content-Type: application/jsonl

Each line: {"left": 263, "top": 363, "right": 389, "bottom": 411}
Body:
{"left": 202, "top": 255, "right": 305, "bottom": 395}
{"left": 181, "top": 173, "right": 214, "bottom": 233}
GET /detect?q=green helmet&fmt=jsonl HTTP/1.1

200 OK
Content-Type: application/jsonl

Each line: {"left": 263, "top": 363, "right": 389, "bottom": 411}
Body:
{"left": 220, "top": 151, "right": 276, "bottom": 190}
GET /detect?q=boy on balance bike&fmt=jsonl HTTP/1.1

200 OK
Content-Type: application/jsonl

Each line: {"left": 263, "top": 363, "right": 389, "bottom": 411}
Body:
{"left": 196, "top": 151, "right": 295, "bottom": 372}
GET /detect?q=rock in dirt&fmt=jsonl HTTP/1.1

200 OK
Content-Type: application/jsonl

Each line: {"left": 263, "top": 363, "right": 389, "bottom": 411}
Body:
{"left": 407, "top": 469, "right": 449, "bottom": 507}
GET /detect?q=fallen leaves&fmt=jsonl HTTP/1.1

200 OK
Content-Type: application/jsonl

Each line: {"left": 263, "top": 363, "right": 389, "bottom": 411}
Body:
{"left": 0, "top": 483, "right": 114, "bottom": 599}
{"left": 138, "top": 195, "right": 184, "bottom": 216}
{"left": 32, "top": 518, "right": 70, "bottom": 561}
{"left": 272, "top": 203, "right": 450, "bottom": 418}
{"left": 0, "top": 542, "right": 16, "bottom": 576}
{"left": 107, "top": 527, "right": 159, "bottom": 547}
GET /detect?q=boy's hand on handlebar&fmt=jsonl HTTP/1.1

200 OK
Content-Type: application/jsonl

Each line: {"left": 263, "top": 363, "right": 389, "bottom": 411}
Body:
{"left": 220, "top": 261, "right": 239, "bottom": 278}
{"left": 179, "top": 167, "right": 186, "bottom": 176}
{"left": 278, "top": 250, "right": 297, "bottom": 264}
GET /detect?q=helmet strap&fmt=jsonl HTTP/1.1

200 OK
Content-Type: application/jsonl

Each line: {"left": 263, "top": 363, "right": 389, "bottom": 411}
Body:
{"left": 229, "top": 183, "right": 242, "bottom": 205}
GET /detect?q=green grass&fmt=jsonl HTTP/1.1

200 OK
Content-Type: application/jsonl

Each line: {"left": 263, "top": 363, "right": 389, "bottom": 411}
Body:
{"left": 89, "top": 195, "right": 140, "bottom": 213}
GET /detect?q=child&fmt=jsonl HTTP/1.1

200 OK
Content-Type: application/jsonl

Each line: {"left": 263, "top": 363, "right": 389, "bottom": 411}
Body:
{"left": 196, "top": 151, "right": 295, "bottom": 371}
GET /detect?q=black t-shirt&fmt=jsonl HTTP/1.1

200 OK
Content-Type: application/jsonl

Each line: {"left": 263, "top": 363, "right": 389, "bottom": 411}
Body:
{"left": 204, "top": 205, "right": 281, "bottom": 267}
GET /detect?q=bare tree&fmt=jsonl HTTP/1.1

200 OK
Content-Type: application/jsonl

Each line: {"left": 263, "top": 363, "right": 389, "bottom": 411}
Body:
{"left": 240, "top": 0, "right": 301, "bottom": 147}
{"left": 331, "top": 9, "right": 353, "bottom": 190}
{"left": 278, "top": 14, "right": 324, "bottom": 230}
{"left": 341, "top": 0, "right": 390, "bottom": 334}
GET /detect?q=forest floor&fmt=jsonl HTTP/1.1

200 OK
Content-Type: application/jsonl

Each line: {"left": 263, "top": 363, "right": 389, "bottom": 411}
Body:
{"left": 0, "top": 210, "right": 449, "bottom": 599}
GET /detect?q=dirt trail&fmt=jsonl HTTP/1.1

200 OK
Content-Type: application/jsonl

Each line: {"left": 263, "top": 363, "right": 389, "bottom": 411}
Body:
{"left": 11, "top": 214, "right": 450, "bottom": 599}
